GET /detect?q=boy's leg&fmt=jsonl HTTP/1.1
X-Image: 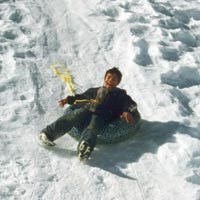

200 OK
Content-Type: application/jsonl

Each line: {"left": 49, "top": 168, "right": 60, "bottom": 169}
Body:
{"left": 77, "top": 114, "right": 105, "bottom": 158}
{"left": 41, "top": 108, "right": 91, "bottom": 141}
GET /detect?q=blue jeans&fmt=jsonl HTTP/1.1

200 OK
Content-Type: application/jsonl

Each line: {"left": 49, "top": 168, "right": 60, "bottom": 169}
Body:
{"left": 79, "top": 114, "right": 105, "bottom": 150}
{"left": 42, "top": 107, "right": 105, "bottom": 150}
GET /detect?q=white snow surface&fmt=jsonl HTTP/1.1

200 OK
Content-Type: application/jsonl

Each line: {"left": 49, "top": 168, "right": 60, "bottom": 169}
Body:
{"left": 0, "top": 0, "right": 200, "bottom": 199}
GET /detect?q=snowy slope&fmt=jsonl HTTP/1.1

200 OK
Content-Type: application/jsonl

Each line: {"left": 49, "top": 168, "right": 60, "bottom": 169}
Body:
{"left": 0, "top": 0, "right": 200, "bottom": 199}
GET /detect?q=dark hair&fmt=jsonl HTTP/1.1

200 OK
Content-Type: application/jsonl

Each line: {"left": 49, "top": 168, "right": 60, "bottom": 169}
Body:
{"left": 105, "top": 67, "right": 122, "bottom": 83}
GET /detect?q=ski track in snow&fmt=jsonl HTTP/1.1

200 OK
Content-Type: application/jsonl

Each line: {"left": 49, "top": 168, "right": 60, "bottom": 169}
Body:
{"left": 0, "top": 0, "right": 200, "bottom": 199}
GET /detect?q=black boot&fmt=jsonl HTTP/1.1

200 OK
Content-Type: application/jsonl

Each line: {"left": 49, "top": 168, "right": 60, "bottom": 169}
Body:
{"left": 77, "top": 140, "right": 92, "bottom": 160}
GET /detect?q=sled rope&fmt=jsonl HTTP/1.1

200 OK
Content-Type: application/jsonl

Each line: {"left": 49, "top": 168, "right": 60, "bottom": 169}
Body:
{"left": 50, "top": 62, "right": 98, "bottom": 104}
{"left": 50, "top": 62, "right": 75, "bottom": 96}
{"left": 74, "top": 99, "right": 98, "bottom": 104}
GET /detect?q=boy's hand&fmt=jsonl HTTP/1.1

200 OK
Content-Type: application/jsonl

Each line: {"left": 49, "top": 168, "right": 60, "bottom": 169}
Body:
{"left": 59, "top": 99, "right": 68, "bottom": 107}
{"left": 120, "top": 112, "right": 134, "bottom": 123}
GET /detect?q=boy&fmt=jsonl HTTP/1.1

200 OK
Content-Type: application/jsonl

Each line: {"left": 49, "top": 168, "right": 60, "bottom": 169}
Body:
{"left": 39, "top": 67, "right": 140, "bottom": 160}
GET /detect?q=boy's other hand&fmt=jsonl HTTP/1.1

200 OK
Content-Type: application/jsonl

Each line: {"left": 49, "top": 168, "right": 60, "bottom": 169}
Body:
{"left": 120, "top": 112, "right": 134, "bottom": 123}
{"left": 59, "top": 99, "right": 67, "bottom": 107}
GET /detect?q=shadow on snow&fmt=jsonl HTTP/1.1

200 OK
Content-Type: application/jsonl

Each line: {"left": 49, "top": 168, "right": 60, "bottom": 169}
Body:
{"left": 87, "top": 120, "right": 199, "bottom": 179}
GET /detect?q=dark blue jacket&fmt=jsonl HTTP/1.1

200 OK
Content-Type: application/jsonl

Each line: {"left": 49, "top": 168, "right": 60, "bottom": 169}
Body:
{"left": 66, "top": 87, "right": 140, "bottom": 122}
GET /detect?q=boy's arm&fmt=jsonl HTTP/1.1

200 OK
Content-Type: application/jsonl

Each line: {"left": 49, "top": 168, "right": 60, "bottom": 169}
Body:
{"left": 60, "top": 88, "right": 97, "bottom": 106}
{"left": 120, "top": 93, "right": 138, "bottom": 123}
{"left": 122, "top": 93, "right": 138, "bottom": 113}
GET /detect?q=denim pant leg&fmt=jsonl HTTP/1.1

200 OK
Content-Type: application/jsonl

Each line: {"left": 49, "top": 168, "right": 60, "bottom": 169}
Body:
{"left": 79, "top": 114, "right": 105, "bottom": 151}
{"left": 42, "top": 108, "right": 92, "bottom": 141}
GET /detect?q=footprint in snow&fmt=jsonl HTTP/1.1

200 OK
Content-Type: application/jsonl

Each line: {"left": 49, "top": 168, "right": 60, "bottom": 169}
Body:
{"left": 101, "top": 7, "right": 119, "bottom": 22}
{"left": 159, "top": 46, "right": 180, "bottom": 61}
{"left": 161, "top": 67, "right": 200, "bottom": 89}
{"left": 20, "top": 26, "right": 31, "bottom": 35}
{"left": 130, "top": 25, "right": 149, "bottom": 37}
{"left": 127, "top": 15, "right": 149, "bottom": 24}
{"left": 169, "top": 88, "right": 193, "bottom": 116}
{"left": 0, "top": 0, "right": 9, "bottom": 3}
{"left": 186, "top": 169, "right": 200, "bottom": 185}
{"left": 9, "top": 9, "right": 23, "bottom": 23}
{"left": 119, "top": 2, "right": 132, "bottom": 12}
{"left": 149, "top": 1, "right": 174, "bottom": 17}
{"left": 13, "top": 51, "right": 36, "bottom": 59}
{"left": 159, "top": 18, "right": 190, "bottom": 30}
{"left": 3, "top": 30, "right": 18, "bottom": 40}
{"left": 133, "top": 39, "right": 153, "bottom": 66}
{"left": 172, "top": 31, "right": 199, "bottom": 48}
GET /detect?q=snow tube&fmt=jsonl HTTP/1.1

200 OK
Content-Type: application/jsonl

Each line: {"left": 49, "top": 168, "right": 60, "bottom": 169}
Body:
{"left": 66, "top": 106, "right": 141, "bottom": 144}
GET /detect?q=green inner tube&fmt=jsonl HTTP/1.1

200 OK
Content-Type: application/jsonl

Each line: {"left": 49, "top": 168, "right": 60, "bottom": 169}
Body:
{"left": 66, "top": 107, "right": 142, "bottom": 144}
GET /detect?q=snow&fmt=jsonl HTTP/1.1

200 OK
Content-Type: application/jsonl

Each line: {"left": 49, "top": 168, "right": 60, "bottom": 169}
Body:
{"left": 0, "top": 0, "right": 200, "bottom": 199}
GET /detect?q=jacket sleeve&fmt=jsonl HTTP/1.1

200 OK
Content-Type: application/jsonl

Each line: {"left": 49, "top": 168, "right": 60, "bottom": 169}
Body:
{"left": 66, "top": 88, "right": 97, "bottom": 105}
{"left": 121, "top": 92, "right": 138, "bottom": 115}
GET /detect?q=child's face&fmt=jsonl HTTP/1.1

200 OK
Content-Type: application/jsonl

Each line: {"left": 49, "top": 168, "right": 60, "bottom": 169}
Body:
{"left": 104, "top": 73, "right": 119, "bottom": 89}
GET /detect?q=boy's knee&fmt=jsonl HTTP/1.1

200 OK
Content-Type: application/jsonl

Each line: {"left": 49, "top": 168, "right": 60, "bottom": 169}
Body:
{"left": 88, "top": 115, "right": 105, "bottom": 129}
